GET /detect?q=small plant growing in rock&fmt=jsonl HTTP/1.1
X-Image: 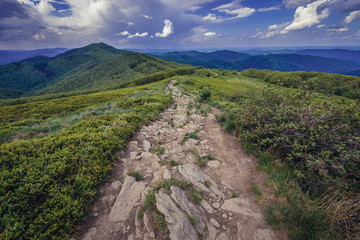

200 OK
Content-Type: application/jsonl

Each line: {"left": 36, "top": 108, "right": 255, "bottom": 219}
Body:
{"left": 181, "top": 129, "right": 200, "bottom": 144}
{"left": 231, "top": 193, "right": 239, "bottom": 198}
{"left": 137, "top": 151, "right": 142, "bottom": 156}
{"left": 158, "top": 140, "right": 162, "bottom": 145}
{"left": 204, "top": 180, "right": 212, "bottom": 187}
{"left": 189, "top": 216, "right": 196, "bottom": 226}
{"left": 154, "top": 210, "right": 168, "bottom": 232}
{"left": 127, "top": 171, "right": 143, "bottom": 181}
{"left": 190, "top": 190, "right": 203, "bottom": 203}
{"left": 150, "top": 147, "right": 165, "bottom": 155}
{"left": 169, "top": 160, "right": 179, "bottom": 167}
{"left": 173, "top": 104, "right": 177, "bottom": 110}
{"left": 196, "top": 158, "right": 207, "bottom": 167}
{"left": 251, "top": 184, "right": 263, "bottom": 197}
{"left": 206, "top": 154, "right": 214, "bottom": 160}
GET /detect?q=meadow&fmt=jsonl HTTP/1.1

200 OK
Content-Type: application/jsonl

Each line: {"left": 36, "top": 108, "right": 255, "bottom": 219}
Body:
{"left": 0, "top": 79, "right": 172, "bottom": 239}
{"left": 179, "top": 68, "right": 360, "bottom": 240}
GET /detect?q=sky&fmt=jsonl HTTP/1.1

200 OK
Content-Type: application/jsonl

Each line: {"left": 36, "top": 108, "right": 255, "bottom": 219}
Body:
{"left": 0, "top": 0, "right": 360, "bottom": 50}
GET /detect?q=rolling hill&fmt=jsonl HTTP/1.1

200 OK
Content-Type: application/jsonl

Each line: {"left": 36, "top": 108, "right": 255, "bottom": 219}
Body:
{"left": 0, "top": 48, "right": 68, "bottom": 65}
{"left": 152, "top": 50, "right": 360, "bottom": 75}
{"left": 0, "top": 43, "right": 183, "bottom": 99}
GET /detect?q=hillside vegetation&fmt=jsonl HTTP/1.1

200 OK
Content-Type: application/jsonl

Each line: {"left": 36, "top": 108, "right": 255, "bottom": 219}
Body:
{"left": 0, "top": 79, "right": 173, "bottom": 239}
{"left": 177, "top": 69, "right": 359, "bottom": 239}
{"left": 0, "top": 43, "right": 182, "bottom": 99}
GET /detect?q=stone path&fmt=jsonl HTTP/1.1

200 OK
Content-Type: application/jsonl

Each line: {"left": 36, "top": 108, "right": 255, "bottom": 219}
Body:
{"left": 77, "top": 80, "right": 279, "bottom": 240}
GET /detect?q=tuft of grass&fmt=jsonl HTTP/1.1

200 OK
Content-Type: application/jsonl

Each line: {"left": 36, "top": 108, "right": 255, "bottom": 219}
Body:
{"left": 158, "top": 140, "right": 162, "bottom": 145}
{"left": 189, "top": 216, "right": 196, "bottom": 226}
{"left": 187, "top": 101, "right": 194, "bottom": 110}
{"left": 204, "top": 180, "right": 212, "bottom": 187}
{"left": 190, "top": 190, "right": 203, "bottom": 203}
{"left": 149, "top": 147, "right": 165, "bottom": 155}
{"left": 169, "top": 160, "right": 179, "bottom": 167}
{"left": 205, "top": 154, "right": 214, "bottom": 160}
{"left": 154, "top": 210, "right": 168, "bottom": 232}
{"left": 251, "top": 184, "right": 263, "bottom": 197}
{"left": 173, "top": 104, "right": 177, "bottom": 110}
{"left": 231, "top": 193, "right": 239, "bottom": 198}
{"left": 196, "top": 158, "right": 207, "bottom": 167}
{"left": 180, "top": 119, "right": 190, "bottom": 128}
{"left": 181, "top": 129, "right": 200, "bottom": 144}
{"left": 127, "top": 171, "right": 143, "bottom": 181}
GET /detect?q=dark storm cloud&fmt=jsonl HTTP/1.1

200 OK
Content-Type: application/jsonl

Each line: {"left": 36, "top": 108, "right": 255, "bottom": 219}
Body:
{"left": 0, "top": 0, "right": 30, "bottom": 19}
{"left": 340, "top": 0, "right": 360, "bottom": 12}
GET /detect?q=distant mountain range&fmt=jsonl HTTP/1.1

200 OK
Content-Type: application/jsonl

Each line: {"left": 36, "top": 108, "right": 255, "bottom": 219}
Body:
{"left": 0, "top": 43, "right": 182, "bottom": 99}
{"left": 151, "top": 50, "right": 360, "bottom": 76}
{"left": 0, "top": 48, "right": 68, "bottom": 65}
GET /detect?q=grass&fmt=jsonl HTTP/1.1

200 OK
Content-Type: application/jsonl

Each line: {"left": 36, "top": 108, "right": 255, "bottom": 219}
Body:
{"left": 182, "top": 149, "right": 207, "bottom": 167}
{"left": 127, "top": 171, "right": 144, "bottom": 181}
{"left": 190, "top": 190, "right": 203, "bottom": 203}
{"left": 162, "top": 160, "right": 179, "bottom": 167}
{"left": 154, "top": 210, "right": 169, "bottom": 232}
{"left": 231, "top": 193, "right": 239, "bottom": 198}
{"left": 149, "top": 147, "right": 166, "bottom": 155}
{"left": 189, "top": 216, "right": 196, "bottom": 226}
{"left": 204, "top": 180, "right": 212, "bottom": 187}
{"left": 181, "top": 129, "right": 200, "bottom": 144}
{"left": 205, "top": 154, "right": 214, "bottom": 160}
{"left": 173, "top": 104, "right": 177, "bottom": 110}
{"left": 251, "top": 184, "right": 263, "bottom": 197}
{"left": 179, "top": 119, "right": 190, "bottom": 128}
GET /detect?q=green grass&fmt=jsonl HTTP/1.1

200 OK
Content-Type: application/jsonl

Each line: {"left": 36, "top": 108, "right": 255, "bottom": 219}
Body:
{"left": 149, "top": 147, "right": 166, "bottom": 155}
{"left": 0, "top": 80, "right": 173, "bottom": 240}
{"left": 204, "top": 180, "right": 212, "bottom": 187}
{"left": 181, "top": 129, "right": 200, "bottom": 144}
{"left": 190, "top": 190, "right": 203, "bottom": 203}
{"left": 127, "top": 171, "right": 144, "bottom": 181}
{"left": 189, "top": 216, "right": 196, "bottom": 226}
{"left": 231, "top": 193, "right": 239, "bottom": 198}
{"left": 251, "top": 184, "right": 263, "bottom": 197}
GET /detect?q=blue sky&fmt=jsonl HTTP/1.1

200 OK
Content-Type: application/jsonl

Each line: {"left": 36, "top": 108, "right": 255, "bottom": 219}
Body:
{"left": 0, "top": 0, "right": 359, "bottom": 49}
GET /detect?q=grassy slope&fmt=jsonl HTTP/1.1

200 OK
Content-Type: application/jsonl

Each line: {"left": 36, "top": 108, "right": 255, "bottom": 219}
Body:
{"left": 0, "top": 79, "right": 173, "bottom": 239}
{"left": 0, "top": 43, "right": 182, "bottom": 98}
{"left": 178, "top": 69, "right": 359, "bottom": 239}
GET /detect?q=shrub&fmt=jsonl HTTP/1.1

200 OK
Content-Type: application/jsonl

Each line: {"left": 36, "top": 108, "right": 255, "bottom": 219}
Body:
{"left": 197, "top": 87, "right": 212, "bottom": 102}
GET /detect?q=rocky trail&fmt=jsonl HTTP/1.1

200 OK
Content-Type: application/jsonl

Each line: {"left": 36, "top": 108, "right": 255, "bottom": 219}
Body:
{"left": 77, "top": 80, "right": 279, "bottom": 240}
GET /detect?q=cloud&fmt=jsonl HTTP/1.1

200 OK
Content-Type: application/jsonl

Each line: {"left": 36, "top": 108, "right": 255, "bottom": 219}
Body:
{"left": 204, "top": 31, "right": 216, "bottom": 36}
{"left": 340, "top": 0, "right": 360, "bottom": 12}
{"left": 140, "top": 14, "right": 153, "bottom": 19}
{"left": 0, "top": 0, "right": 30, "bottom": 19}
{"left": 317, "top": 24, "right": 326, "bottom": 27}
{"left": 326, "top": 26, "right": 349, "bottom": 32}
{"left": 282, "top": 0, "right": 318, "bottom": 8}
{"left": 268, "top": 24, "right": 279, "bottom": 30}
{"left": 281, "top": 0, "right": 330, "bottom": 34}
{"left": 211, "top": 1, "right": 255, "bottom": 20}
{"left": 344, "top": 10, "right": 360, "bottom": 23}
{"left": 116, "top": 30, "right": 148, "bottom": 38}
{"left": 258, "top": 5, "right": 281, "bottom": 12}
{"left": 155, "top": 19, "right": 174, "bottom": 37}
{"left": 356, "top": 30, "right": 360, "bottom": 37}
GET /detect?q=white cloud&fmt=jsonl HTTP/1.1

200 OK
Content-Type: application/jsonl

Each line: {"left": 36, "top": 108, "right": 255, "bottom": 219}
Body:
{"left": 317, "top": 24, "right": 326, "bottom": 28}
{"left": 282, "top": 0, "right": 318, "bottom": 8}
{"left": 355, "top": 30, "right": 360, "bottom": 37}
{"left": 218, "top": 7, "right": 255, "bottom": 18}
{"left": 116, "top": 30, "right": 148, "bottom": 38}
{"left": 281, "top": 0, "right": 330, "bottom": 34}
{"left": 326, "top": 27, "right": 349, "bottom": 32}
{"left": 211, "top": 1, "right": 255, "bottom": 20}
{"left": 155, "top": 19, "right": 174, "bottom": 37}
{"left": 268, "top": 24, "right": 279, "bottom": 30}
{"left": 140, "top": 14, "right": 153, "bottom": 19}
{"left": 204, "top": 31, "right": 216, "bottom": 36}
{"left": 258, "top": 5, "right": 281, "bottom": 12}
{"left": 202, "top": 13, "right": 221, "bottom": 22}
{"left": 127, "top": 32, "right": 148, "bottom": 38}
{"left": 344, "top": 10, "right": 360, "bottom": 24}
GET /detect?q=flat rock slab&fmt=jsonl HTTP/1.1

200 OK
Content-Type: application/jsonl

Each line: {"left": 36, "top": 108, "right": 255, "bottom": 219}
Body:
{"left": 170, "top": 186, "right": 206, "bottom": 234}
{"left": 221, "top": 198, "right": 262, "bottom": 220}
{"left": 143, "top": 140, "right": 151, "bottom": 152}
{"left": 155, "top": 189, "right": 198, "bottom": 240}
{"left": 178, "top": 164, "right": 224, "bottom": 198}
{"left": 108, "top": 176, "right": 146, "bottom": 222}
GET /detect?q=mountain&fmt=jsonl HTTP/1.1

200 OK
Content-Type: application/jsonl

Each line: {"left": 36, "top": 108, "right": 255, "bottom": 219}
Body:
{"left": 0, "top": 43, "right": 182, "bottom": 99}
{"left": 153, "top": 50, "right": 360, "bottom": 75}
{"left": 296, "top": 49, "right": 360, "bottom": 63}
{"left": 152, "top": 50, "right": 249, "bottom": 69}
{"left": 0, "top": 48, "right": 68, "bottom": 65}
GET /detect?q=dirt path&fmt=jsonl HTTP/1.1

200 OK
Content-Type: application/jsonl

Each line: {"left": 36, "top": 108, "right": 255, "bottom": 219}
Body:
{"left": 76, "top": 80, "right": 279, "bottom": 240}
